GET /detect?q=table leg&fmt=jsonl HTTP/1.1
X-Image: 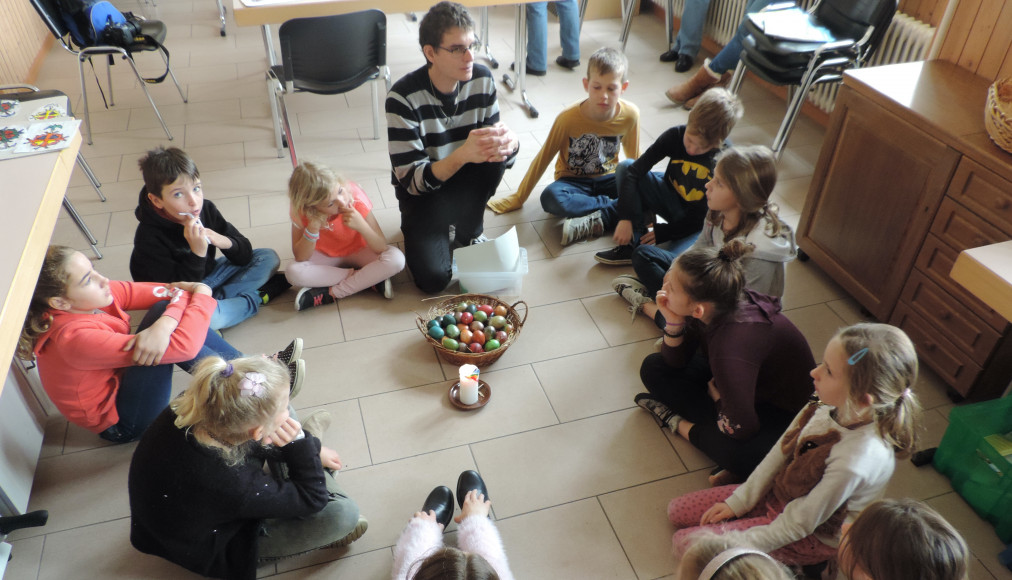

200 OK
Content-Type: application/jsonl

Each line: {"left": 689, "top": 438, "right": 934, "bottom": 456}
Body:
{"left": 620, "top": 0, "right": 636, "bottom": 51}
{"left": 479, "top": 7, "right": 499, "bottom": 68}
{"left": 261, "top": 24, "right": 277, "bottom": 67}
{"left": 501, "top": 4, "right": 539, "bottom": 118}
{"left": 578, "top": 0, "right": 588, "bottom": 33}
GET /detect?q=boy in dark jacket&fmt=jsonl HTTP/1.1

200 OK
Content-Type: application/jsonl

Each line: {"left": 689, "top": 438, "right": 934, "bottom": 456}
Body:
{"left": 130, "top": 146, "right": 283, "bottom": 330}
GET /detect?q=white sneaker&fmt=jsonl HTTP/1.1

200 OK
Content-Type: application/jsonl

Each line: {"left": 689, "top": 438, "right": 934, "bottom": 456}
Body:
{"left": 611, "top": 274, "right": 653, "bottom": 321}
{"left": 561, "top": 210, "right": 605, "bottom": 246}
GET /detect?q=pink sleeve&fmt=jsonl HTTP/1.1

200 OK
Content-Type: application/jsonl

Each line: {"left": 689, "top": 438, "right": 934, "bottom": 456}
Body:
{"left": 456, "top": 517, "right": 515, "bottom": 580}
{"left": 391, "top": 518, "right": 444, "bottom": 580}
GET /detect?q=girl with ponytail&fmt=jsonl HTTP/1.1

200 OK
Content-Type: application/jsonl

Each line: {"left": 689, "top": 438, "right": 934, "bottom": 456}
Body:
{"left": 635, "top": 240, "right": 815, "bottom": 482}
{"left": 666, "top": 323, "right": 922, "bottom": 572}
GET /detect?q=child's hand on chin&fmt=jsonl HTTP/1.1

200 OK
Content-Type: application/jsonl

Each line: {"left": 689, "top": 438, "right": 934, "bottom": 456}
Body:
{"left": 262, "top": 417, "right": 302, "bottom": 447}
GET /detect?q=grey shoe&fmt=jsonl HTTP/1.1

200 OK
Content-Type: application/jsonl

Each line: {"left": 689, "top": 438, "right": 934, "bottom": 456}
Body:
{"left": 611, "top": 274, "right": 653, "bottom": 321}
{"left": 300, "top": 409, "right": 331, "bottom": 438}
{"left": 328, "top": 516, "right": 368, "bottom": 548}
{"left": 469, "top": 233, "right": 490, "bottom": 245}
{"left": 373, "top": 278, "right": 394, "bottom": 299}
{"left": 561, "top": 210, "right": 604, "bottom": 246}
{"left": 634, "top": 393, "right": 680, "bottom": 431}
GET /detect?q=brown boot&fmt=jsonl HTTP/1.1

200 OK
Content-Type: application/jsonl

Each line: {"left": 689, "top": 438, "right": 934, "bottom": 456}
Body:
{"left": 684, "top": 71, "right": 732, "bottom": 110}
{"left": 664, "top": 60, "right": 723, "bottom": 105}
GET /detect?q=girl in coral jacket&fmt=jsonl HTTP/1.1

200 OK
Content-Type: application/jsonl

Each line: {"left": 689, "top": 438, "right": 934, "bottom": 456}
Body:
{"left": 17, "top": 245, "right": 242, "bottom": 443}
{"left": 667, "top": 323, "right": 922, "bottom": 570}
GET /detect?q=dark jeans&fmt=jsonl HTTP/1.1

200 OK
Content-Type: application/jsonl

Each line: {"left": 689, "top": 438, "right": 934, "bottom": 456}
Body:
{"left": 631, "top": 236, "right": 699, "bottom": 298}
{"left": 100, "top": 301, "right": 242, "bottom": 443}
{"left": 615, "top": 160, "right": 708, "bottom": 245}
{"left": 639, "top": 351, "right": 796, "bottom": 477}
{"left": 398, "top": 161, "right": 508, "bottom": 293}
{"left": 539, "top": 174, "right": 619, "bottom": 229}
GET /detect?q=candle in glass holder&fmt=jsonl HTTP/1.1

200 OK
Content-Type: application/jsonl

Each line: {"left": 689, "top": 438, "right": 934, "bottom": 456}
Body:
{"left": 458, "top": 364, "right": 480, "bottom": 405}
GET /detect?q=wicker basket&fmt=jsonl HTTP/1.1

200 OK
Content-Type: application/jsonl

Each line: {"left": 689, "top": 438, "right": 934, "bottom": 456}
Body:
{"left": 985, "top": 77, "right": 1012, "bottom": 155}
{"left": 416, "top": 294, "right": 528, "bottom": 368}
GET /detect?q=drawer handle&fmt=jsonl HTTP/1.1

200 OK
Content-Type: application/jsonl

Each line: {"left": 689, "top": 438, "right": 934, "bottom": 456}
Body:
{"left": 923, "top": 341, "right": 936, "bottom": 352}
{"left": 997, "top": 198, "right": 1011, "bottom": 210}
{"left": 939, "top": 311, "right": 951, "bottom": 320}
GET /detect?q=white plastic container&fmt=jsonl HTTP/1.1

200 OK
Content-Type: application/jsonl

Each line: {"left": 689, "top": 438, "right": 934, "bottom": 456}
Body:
{"left": 453, "top": 247, "right": 528, "bottom": 295}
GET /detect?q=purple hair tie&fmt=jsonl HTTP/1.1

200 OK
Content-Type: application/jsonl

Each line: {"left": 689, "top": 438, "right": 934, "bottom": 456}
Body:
{"left": 220, "top": 362, "right": 234, "bottom": 377}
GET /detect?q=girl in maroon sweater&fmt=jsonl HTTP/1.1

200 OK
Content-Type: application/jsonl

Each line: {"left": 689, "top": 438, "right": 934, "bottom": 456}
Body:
{"left": 634, "top": 239, "right": 814, "bottom": 483}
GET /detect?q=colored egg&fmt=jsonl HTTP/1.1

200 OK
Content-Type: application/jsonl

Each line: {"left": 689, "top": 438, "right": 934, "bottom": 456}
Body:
{"left": 441, "top": 314, "right": 456, "bottom": 327}
{"left": 458, "top": 342, "right": 471, "bottom": 353}
{"left": 484, "top": 338, "right": 500, "bottom": 351}
{"left": 494, "top": 305, "right": 508, "bottom": 317}
{"left": 489, "top": 315, "right": 506, "bottom": 329}
{"left": 495, "top": 330, "right": 508, "bottom": 342}
{"left": 445, "top": 324, "right": 460, "bottom": 339}
{"left": 427, "top": 318, "right": 441, "bottom": 329}
{"left": 504, "top": 323, "right": 515, "bottom": 334}
{"left": 468, "top": 342, "right": 484, "bottom": 353}
{"left": 469, "top": 320, "right": 484, "bottom": 332}
{"left": 471, "top": 330, "right": 486, "bottom": 345}
{"left": 456, "top": 323, "right": 468, "bottom": 333}
{"left": 477, "top": 304, "right": 494, "bottom": 315}
{"left": 455, "top": 301, "right": 468, "bottom": 312}
{"left": 459, "top": 329, "right": 473, "bottom": 344}
{"left": 460, "top": 311, "right": 474, "bottom": 325}
{"left": 454, "top": 311, "right": 463, "bottom": 323}
{"left": 473, "top": 310, "right": 488, "bottom": 323}
{"left": 428, "top": 325, "right": 445, "bottom": 340}
{"left": 465, "top": 304, "right": 477, "bottom": 314}
{"left": 441, "top": 337, "right": 459, "bottom": 351}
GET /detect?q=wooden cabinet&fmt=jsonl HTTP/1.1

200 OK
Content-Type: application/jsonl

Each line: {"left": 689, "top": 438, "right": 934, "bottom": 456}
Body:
{"left": 798, "top": 61, "right": 1012, "bottom": 401}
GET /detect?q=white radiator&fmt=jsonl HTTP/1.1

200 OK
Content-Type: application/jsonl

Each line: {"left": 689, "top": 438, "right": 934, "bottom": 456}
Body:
{"left": 669, "top": 1, "right": 936, "bottom": 112}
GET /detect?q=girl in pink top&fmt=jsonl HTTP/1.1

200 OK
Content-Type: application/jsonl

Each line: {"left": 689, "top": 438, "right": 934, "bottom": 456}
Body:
{"left": 287, "top": 162, "right": 405, "bottom": 311}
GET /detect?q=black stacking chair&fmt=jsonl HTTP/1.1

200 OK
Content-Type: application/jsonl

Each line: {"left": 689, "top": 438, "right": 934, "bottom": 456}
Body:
{"left": 729, "top": 0, "right": 897, "bottom": 158}
{"left": 1, "top": 85, "right": 106, "bottom": 258}
{"left": 28, "top": 0, "right": 187, "bottom": 145}
{"left": 267, "top": 10, "right": 390, "bottom": 168}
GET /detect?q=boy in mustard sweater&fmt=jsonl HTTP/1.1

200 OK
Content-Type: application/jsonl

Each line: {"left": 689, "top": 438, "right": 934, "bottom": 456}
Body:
{"left": 487, "top": 47, "right": 640, "bottom": 245}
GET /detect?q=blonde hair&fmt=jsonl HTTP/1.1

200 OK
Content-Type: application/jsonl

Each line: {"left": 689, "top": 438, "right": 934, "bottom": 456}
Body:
{"left": 587, "top": 47, "right": 628, "bottom": 81}
{"left": 708, "top": 145, "right": 784, "bottom": 240}
{"left": 18, "top": 245, "right": 77, "bottom": 361}
{"left": 687, "top": 88, "right": 744, "bottom": 147}
{"left": 409, "top": 547, "right": 500, "bottom": 580}
{"left": 674, "top": 239, "right": 754, "bottom": 320}
{"left": 288, "top": 161, "right": 346, "bottom": 228}
{"left": 840, "top": 499, "right": 968, "bottom": 580}
{"left": 171, "top": 355, "right": 289, "bottom": 465}
{"left": 678, "top": 532, "right": 793, "bottom": 580}
{"left": 833, "top": 323, "right": 921, "bottom": 457}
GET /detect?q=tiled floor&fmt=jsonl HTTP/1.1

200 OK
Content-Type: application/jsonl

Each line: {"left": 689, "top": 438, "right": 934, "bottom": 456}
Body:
{"left": 7, "top": 2, "right": 1012, "bottom": 579}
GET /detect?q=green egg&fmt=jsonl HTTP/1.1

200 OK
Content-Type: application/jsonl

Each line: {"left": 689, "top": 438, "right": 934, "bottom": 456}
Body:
{"left": 441, "top": 314, "right": 457, "bottom": 327}
{"left": 465, "top": 304, "right": 477, "bottom": 314}
{"left": 489, "top": 315, "right": 507, "bottom": 329}
{"left": 427, "top": 318, "right": 441, "bottom": 329}
{"left": 484, "top": 338, "right": 500, "bottom": 351}
{"left": 428, "top": 325, "right": 445, "bottom": 340}
{"left": 455, "top": 301, "right": 468, "bottom": 312}
{"left": 441, "top": 337, "right": 459, "bottom": 351}
{"left": 445, "top": 324, "right": 461, "bottom": 339}
{"left": 473, "top": 310, "right": 488, "bottom": 323}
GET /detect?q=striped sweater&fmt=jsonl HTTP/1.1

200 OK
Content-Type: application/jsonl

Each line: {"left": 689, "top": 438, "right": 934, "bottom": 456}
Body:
{"left": 385, "top": 64, "right": 513, "bottom": 197}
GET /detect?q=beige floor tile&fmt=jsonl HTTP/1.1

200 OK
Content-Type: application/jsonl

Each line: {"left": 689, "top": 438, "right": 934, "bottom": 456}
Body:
{"left": 927, "top": 493, "right": 1012, "bottom": 580}
{"left": 221, "top": 299, "right": 343, "bottom": 353}
{"left": 6, "top": 534, "right": 44, "bottom": 580}
{"left": 781, "top": 302, "right": 848, "bottom": 364}
{"left": 128, "top": 97, "right": 243, "bottom": 132}
{"left": 498, "top": 499, "right": 637, "bottom": 580}
{"left": 471, "top": 409, "right": 686, "bottom": 517}
{"left": 781, "top": 259, "right": 847, "bottom": 310}
{"left": 534, "top": 340, "right": 654, "bottom": 422}
{"left": 273, "top": 547, "right": 393, "bottom": 578}
{"left": 600, "top": 470, "right": 713, "bottom": 580}
{"left": 520, "top": 251, "right": 622, "bottom": 307}
{"left": 662, "top": 428, "right": 718, "bottom": 473}
{"left": 582, "top": 293, "right": 663, "bottom": 346}
{"left": 824, "top": 297, "right": 875, "bottom": 326}
{"left": 292, "top": 399, "right": 372, "bottom": 472}
{"left": 361, "top": 365, "right": 557, "bottom": 463}
{"left": 336, "top": 283, "right": 434, "bottom": 341}
{"left": 248, "top": 191, "right": 290, "bottom": 227}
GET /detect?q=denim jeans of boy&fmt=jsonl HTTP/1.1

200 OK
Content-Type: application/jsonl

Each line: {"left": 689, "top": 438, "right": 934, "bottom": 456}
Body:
{"left": 202, "top": 248, "right": 280, "bottom": 330}
{"left": 540, "top": 174, "right": 619, "bottom": 229}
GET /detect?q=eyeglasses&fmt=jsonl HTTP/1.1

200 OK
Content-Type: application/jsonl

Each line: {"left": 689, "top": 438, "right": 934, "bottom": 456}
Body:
{"left": 435, "top": 41, "right": 481, "bottom": 57}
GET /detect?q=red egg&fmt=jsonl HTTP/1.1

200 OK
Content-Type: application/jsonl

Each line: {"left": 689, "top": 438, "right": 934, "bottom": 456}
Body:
{"left": 477, "top": 304, "right": 494, "bottom": 316}
{"left": 495, "top": 330, "right": 508, "bottom": 342}
{"left": 459, "top": 311, "right": 474, "bottom": 325}
{"left": 468, "top": 342, "right": 484, "bottom": 353}
{"left": 504, "top": 323, "right": 515, "bottom": 334}
{"left": 471, "top": 330, "right": 486, "bottom": 345}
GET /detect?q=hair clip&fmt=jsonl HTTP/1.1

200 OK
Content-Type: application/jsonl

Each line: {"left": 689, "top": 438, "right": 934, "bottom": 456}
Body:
{"left": 847, "top": 347, "right": 869, "bottom": 365}
{"left": 220, "top": 362, "right": 234, "bottom": 377}
{"left": 239, "top": 372, "right": 266, "bottom": 397}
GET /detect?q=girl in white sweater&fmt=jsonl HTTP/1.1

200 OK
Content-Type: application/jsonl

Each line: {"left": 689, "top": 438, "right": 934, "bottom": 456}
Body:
{"left": 668, "top": 323, "right": 921, "bottom": 569}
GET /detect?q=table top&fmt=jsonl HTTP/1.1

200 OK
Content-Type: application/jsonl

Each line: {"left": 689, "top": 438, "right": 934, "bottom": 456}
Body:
{"left": 0, "top": 132, "right": 82, "bottom": 392}
{"left": 232, "top": 0, "right": 539, "bottom": 27}
{"left": 951, "top": 241, "right": 1012, "bottom": 323}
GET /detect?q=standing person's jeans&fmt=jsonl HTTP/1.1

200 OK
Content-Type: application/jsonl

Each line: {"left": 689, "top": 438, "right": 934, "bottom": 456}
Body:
{"left": 526, "top": 0, "right": 581, "bottom": 71}
{"left": 202, "top": 248, "right": 280, "bottom": 330}
{"left": 540, "top": 174, "right": 619, "bottom": 228}
{"left": 669, "top": 0, "right": 711, "bottom": 58}
{"left": 398, "top": 161, "right": 508, "bottom": 293}
{"left": 101, "top": 301, "right": 243, "bottom": 443}
{"left": 708, "top": 0, "right": 773, "bottom": 73}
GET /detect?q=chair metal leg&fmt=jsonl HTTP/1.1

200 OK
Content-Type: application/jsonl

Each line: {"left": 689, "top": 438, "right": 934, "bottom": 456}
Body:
{"left": 76, "top": 154, "right": 106, "bottom": 201}
{"left": 619, "top": 0, "right": 636, "bottom": 51}
{"left": 62, "top": 198, "right": 103, "bottom": 259}
{"left": 578, "top": 0, "right": 588, "bottom": 33}
{"left": 729, "top": 61, "right": 747, "bottom": 94}
{"left": 665, "top": 0, "right": 675, "bottom": 49}
{"left": 371, "top": 78, "right": 381, "bottom": 140}
{"left": 77, "top": 57, "right": 94, "bottom": 145}
{"left": 158, "top": 49, "right": 188, "bottom": 103}
{"left": 276, "top": 91, "right": 298, "bottom": 168}
{"left": 383, "top": 66, "right": 391, "bottom": 92}
{"left": 122, "top": 55, "right": 174, "bottom": 140}
{"left": 267, "top": 75, "right": 284, "bottom": 157}
{"left": 773, "top": 84, "right": 810, "bottom": 160}
{"left": 215, "top": 0, "right": 227, "bottom": 36}
{"left": 478, "top": 7, "right": 498, "bottom": 68}
{"left": 106, "top": 56, "right": 115, "bottom": 106}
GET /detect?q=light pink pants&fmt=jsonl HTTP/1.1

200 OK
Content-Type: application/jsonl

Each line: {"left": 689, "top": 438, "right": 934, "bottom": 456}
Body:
{"left": 285, "top": 246, "right": 405, "bottom": 299}
{"left": 668, "top": 484, "right": 838, "bottom": 566}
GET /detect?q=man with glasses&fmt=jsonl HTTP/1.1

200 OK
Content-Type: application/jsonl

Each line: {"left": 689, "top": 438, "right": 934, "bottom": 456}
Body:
{"left": 386, "top": 1, "right": 520, "bottom": 293}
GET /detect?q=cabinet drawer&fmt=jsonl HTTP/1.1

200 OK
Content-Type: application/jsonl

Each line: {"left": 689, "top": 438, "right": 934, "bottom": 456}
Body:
{"left": 931, "top": 198, "right": 1008, "bottom": 257}
{"left": 890, "top": 303, "right": 981, "bottom": 397}
{"left": 899, "top": 270, "right": 1001, "bottom": 365}
{"left": 917, "top": 235, "right": 1008, "bottom": 332}
{"left": 947, "top": 158, "right": 1012, "bottom": 236}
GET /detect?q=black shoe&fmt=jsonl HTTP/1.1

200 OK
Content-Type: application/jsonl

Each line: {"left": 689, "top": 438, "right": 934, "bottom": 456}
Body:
{"left": 294, "top": 286, "right": 335, "bottom": 311}
{"left": 509, "top": 61, "right": 546, "bottom": 77}
{"left": 556, "top": 56, "right": 580, "bottom": 70}
{"left": 659, "top": 49, "right": 679, "bottom": 62}
{"left": 421, "top": 486, "right": 455, "bottom": 528}
{"left": 257, "top": 272, "right": 292, "bottom": 305}
{"left": 675, "top": 53, "right": 694, "bottom": 73}
{"left": 456, "top": 470, "right": 490, "bottom": 507}
{"left": 594, "top": 245, "right": 635, "bottom": 266}
{"left": 273, "top": 338, "right": 303, "bottom": 366}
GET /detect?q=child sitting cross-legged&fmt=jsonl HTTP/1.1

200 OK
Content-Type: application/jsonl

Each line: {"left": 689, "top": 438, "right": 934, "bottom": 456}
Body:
{"left": 287, "top": 162, "right": 405, "bottom": 311}
{"left": 486, "top": 47, "right": 640, "bottom": 246}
